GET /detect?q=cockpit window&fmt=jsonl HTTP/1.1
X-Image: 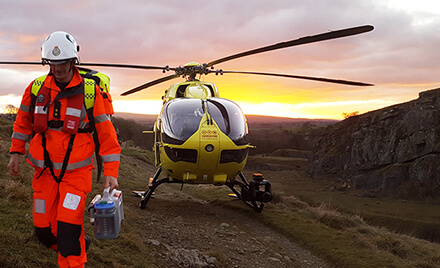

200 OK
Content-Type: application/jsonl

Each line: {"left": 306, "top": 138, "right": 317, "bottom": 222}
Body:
{"left": 162, "top": 98, "right": 204, "bottom": 144}
{"left": 161, "top": 98, "right": 249, "bottom": 145}
{"left": 207, "top": 98, "right": 249, "bottom": 145}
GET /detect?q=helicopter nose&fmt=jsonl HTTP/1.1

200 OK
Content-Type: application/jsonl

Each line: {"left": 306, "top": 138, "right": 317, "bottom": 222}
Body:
{"left": 198, "top": 128, "right": 220, "bottom": 171}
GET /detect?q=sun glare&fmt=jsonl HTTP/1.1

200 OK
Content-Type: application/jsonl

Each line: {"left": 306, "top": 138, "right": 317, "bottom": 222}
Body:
{"left": 109, "top": 98, "right": 395, "bottom": 120}
{"left": 237, "top": 99, "right": 394, "bottom": 119}
{"left": 112, "top": 99, "right": 163, "bottom": 115}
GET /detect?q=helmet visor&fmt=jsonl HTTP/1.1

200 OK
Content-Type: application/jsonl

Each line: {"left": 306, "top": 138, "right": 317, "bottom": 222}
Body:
{"left": 46, "top": 59, "right": 68, "bottom": 65}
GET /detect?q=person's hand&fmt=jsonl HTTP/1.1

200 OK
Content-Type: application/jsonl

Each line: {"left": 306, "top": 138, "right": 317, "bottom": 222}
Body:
{"left": 104, "top": 176, "right": 119, "bottom": 191}
{"left": 8, "top": 154, "right": 20, "bottom": 176}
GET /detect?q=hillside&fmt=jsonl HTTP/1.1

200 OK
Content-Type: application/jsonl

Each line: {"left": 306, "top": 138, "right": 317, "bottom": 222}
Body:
{"left": 113, "top": 112, "right": 157, "bottom": 126}
{"left": 113, "top": 112, "right": 337, "bottom": 154}
{"left": 113, "top": 112, "right": 338, "bottom": 127}
{"left": 2, "top": 116, "right": 440, "bottom": 267}
{"left": 308, "top": 87, "right": 440, "bottom": 199}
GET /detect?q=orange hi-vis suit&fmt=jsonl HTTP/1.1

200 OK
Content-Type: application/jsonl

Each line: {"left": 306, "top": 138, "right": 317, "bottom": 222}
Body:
{"left": 10, "top": 67, "right": 120, "bottom": 268}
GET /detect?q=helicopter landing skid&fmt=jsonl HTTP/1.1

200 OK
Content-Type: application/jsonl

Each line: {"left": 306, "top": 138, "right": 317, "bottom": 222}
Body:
{"left": 226, "top": 172, "right": 273, "bottom": 213}
{"left": 138, "top": 177, "right": 170, "bottom": 209}
{"left": 136, "top": 168, "right": 164, "bottom": 209}
{"left": 135, "top": 168, "right": 273, "bottom": 212}
{"left": 136, "top": 168, "right": 188, "bottom": 209}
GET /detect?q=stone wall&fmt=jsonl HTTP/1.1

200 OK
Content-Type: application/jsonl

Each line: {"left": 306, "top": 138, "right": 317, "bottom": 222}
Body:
{"left": 307, "top": 88, "right": 440, "bottom": 194}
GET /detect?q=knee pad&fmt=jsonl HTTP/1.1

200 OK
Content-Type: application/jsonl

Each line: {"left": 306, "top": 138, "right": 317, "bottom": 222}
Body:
{"left": 35, "top": 227, "right": 57, "bottom": 249}
{"left": 57, "top": 221, "right": 81, "bottom": 257}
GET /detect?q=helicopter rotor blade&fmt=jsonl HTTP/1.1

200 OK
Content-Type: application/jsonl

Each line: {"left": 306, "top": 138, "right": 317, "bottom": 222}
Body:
{"left": 0, "top": 61, "right": 169, "bottom": 71}
{"left": 78, "top": 62, "right": 169, "bottom": 70}
{"left": 120, "top": 73, "right": 180, "bottom": 96}
{"left": 219, "top": 70, "right": 374, "bottom": 86}
{"left": 207, "top": 25, "right": 374, "bottom": 67}
{"left": 0, "top": 61, "right": 42, "bottom": 65}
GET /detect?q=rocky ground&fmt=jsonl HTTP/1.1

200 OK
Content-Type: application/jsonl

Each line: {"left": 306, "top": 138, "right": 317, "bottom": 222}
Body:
{"left": 131, "top": 184, "right": 331, "bottom": 268}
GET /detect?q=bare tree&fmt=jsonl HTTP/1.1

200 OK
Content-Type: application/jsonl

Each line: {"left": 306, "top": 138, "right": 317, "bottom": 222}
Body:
{"left": 342, "top": 111, "right": 359, "bottom": 119}
{"left": 4, "top": 104, "right": 19, "bottom": 115}
{"left": 3, "top": 104, "right": 19, "bottom": 121}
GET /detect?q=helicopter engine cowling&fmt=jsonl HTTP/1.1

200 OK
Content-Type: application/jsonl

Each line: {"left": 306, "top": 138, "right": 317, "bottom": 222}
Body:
{"left": 157, "top": 97, "right": 251, "bottom": 184}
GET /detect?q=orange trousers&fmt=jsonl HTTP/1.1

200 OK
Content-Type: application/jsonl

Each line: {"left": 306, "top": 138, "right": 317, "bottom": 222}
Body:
{"left": 32, "top": 165, "right": 93, "bottom": 268}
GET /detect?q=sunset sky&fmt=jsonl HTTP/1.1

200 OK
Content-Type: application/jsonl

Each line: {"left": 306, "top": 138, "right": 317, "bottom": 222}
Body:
{"left": 1, "top": 0, "right": 440, "bottom": 119}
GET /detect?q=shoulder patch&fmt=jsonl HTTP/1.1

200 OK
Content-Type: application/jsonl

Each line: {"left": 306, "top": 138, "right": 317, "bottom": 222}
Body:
{"left": 37, "top": 94, "right": 45, "bottom": 103}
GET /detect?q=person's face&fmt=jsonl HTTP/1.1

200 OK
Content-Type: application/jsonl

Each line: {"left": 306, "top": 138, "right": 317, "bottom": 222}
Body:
{"left": 50, "top": 60, "right": 74, "bottom": 83}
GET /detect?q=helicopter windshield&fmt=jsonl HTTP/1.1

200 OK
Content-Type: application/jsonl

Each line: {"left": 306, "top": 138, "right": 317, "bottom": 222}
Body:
{"left": 162, "top": 98, "right": 204, "bottom": 144}
{"left": 207, "top": 98, "right": 248, "bottom": 145}
{"left": 161, "top": 98, "right": 248, "bottom": 145}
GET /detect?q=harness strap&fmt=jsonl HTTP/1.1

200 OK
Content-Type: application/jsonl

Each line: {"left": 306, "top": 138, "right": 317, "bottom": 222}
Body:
{"left": 93, "top": 131, "right": 102, "bottom": 183}
{"left": 41, "top": 132, "right": 76, "bottom": 183}
{"left": 47, "top": 120, "right": 92, "bottom": 133}
{"left": 31, "top": 74, "right": 102, "bottom": 182}
{"left": 86, "top": 108, "right": 102, "bottom": 183}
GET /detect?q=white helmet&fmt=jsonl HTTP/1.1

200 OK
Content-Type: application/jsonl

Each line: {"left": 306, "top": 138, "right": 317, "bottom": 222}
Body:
{"left": 41, "top": 31, "right": 80, "bottom": 64}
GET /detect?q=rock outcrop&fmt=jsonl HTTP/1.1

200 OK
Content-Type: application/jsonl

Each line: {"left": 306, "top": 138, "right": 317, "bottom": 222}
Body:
{"left": 308, "top": 88, "right": 440, "bottom": 195}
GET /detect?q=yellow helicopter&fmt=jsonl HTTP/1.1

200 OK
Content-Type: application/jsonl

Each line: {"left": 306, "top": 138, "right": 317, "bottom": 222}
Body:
{"left": 1, "top": 25, "right": 374, "bottom": 212}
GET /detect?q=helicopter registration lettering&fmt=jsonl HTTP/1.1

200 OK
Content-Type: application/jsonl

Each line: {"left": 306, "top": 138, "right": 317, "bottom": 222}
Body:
{"left": 201, "top": 130, "right": 218, "bottom": 139}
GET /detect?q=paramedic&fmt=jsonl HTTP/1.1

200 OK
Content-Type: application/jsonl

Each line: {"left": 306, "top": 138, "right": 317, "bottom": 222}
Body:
{"left": 8, "top": 31, "right": 120, "bottom": 268}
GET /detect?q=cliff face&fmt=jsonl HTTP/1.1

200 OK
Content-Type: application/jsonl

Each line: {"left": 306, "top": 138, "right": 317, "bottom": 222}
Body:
{"left": 308, "top": 88, "right": 440, "bottom": 194}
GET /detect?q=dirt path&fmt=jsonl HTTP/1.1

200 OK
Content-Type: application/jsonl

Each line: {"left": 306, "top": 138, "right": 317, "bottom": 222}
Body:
{"left": 129, "top": 184, "right": 331, "bottom": 268}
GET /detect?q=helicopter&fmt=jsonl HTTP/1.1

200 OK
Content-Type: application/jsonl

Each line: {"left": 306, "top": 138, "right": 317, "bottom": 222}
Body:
{"left": 1, "top": 25, "right": 374, "bottom": 212}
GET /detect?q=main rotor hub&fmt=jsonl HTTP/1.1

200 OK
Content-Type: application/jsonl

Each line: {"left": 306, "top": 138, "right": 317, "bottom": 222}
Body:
{"left": 174, "top": 62, "right": 212, "bottom": 80}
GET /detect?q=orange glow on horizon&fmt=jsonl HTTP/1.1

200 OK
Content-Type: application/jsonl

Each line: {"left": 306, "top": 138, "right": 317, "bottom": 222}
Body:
{"left": 0, "top": 66, "right": 430, "bottom": 120}
{"left": 109, "top": 74, "right": 427, "bottom": 120}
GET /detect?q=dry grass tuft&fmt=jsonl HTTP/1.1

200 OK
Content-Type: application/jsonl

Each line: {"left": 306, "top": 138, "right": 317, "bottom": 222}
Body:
{"left": 280, "top": 195, "right": 309, "bottom": 209}
{"left": 4, "top": 179, "right": 32, "bottom": 202}
{"left": 374, "top": 234, "right": 411, "bottom": 258}
{"left": 308, "top": 203, "right": 366, "bottom": 230}
{"left": 266, "top": 193, "right": 440, "bottom": 267}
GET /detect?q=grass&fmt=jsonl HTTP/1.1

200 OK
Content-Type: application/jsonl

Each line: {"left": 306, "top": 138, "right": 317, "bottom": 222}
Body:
{"left": 247, "top": 154, "right": 308, "bottom": 171}
{"left": 0, "top": 117, "right": 160, "bottom": 267}
{"left": 180, "top": 183, "right": 440, "bottom": 268}
{"left": 177, "top": 153, "right": 440, "bottom": 268}
{"left": 254, "top": 164, "right": 440, "bottom": 267}
{"left": 260, "top": 168, "right": 440, "bottom": 243}
{"left": 1, "top": 115, "right": 440, "bottom": 267}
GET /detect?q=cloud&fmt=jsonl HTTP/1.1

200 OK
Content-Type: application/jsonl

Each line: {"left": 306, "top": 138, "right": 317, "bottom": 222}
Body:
{"left": 0, "top": 68, "right": 46, "bottom": 95}
{"left": 0, "top": 0, "right": 439, "bottom": 118}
